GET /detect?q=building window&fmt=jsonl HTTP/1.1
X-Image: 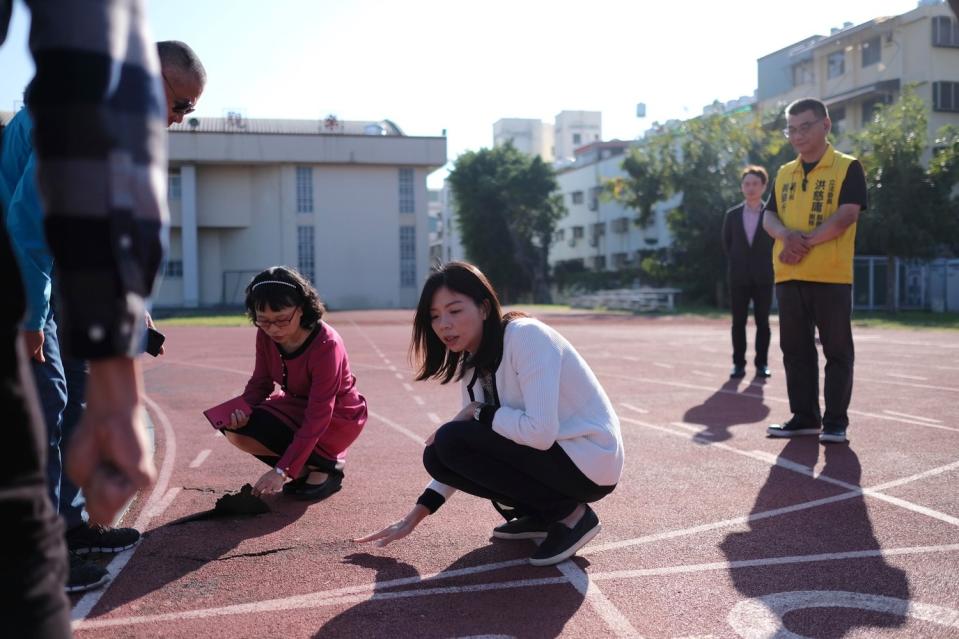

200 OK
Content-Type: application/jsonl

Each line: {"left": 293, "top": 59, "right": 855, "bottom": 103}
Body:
{"left": 827, "top": 51, "right": 845, "bottom": 79}
{"left": 296, "top": 166, "right": 314, "bottom": 213}
{"left": 932, "top": 16, "right": 959, "bottom": 47}
{"left": 168, "top": 173, "right": 181, "bottom": 200}
{"left": 791, "top": 60, "right": 814, "bottom": 87}
{"left": 554, "top": 228, "right": 566, "bottom": 243}
{"left": 572, "top": 133, "right": 582, "bottom": 146}
{"left": 862, "top": 95, "right": 892, "bottom": 124}
{"left": 593, "top": 255, "right": 606, "bottom": 271}
{"left": 830, "top": 106, "right": 846, "bottom": 137}
{"left": 572, "top": 225, "right": 585, "bottom": 239}
{"left": 861, "top": 36, "right": 881, "bottom": 67}
{"left": 400, "top": 225, "right": 416, "bottom": 287}
{"left": 571, "top": 190, "right": 584, "bottom": 205}
{"left": 933, "top": 81, "right": 959, "bottom": 112}
{"left": 297, "top": 225, "right": 315, "bottom": 282}
{"left": 163, "top": 259, "right": 183, "bottom": 278}
{"left": 399, "top": 168, "right": 415, "bottom": 214}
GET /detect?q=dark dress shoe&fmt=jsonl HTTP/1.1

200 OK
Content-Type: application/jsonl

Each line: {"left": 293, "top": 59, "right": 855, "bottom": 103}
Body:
{"left": 756, "top": 365, "right": 771, "bottom": 378}
{"left": 730, "top": 366, "right": 747, "bottom": 379}
{"left": 283, "top": 473, "right": 343, "bottom": 501}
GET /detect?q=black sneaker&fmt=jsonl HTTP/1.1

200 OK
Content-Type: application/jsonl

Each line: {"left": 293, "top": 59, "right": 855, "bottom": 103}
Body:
{"left": 529, "top": 506, "right": 601, "bottom": 567}
{"left": 755, "top": 365, "right": 772, "bottom": 378}
{"left": 492, "top": 515, "right": 549, "bottom": 540}
{"left": 820, "top": 425, "right": 848, "bottom": 443}
{"left": 766, "top": 417, "right": 821, "bottom": 438}
{"left": 66, "top": 523, "right": 141, "bottom": 555}
{"left": 66, "top": 552, "right": 110, "bottom": 593}
{"left": 730, "top": 366, "right": 746, "bottom": 379}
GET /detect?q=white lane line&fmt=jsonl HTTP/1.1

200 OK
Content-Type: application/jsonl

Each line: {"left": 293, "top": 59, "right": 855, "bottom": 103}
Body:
{"left": 369, "top": 410, "right": 425, "bottom": 445}
{"left": 597, "top": 370, "right": 959, "bottom": 433}
{"left": 887, "top": 372, "right": 929, "bottom": 381}
{"left": 403, "top": 383, "right": 414, "bottom": 392}
{"left": 590, "top": 543, "right": 959, "bottom": 582}
{"left": 653, "top": 362, "right": 674, "bottom": 369}
{"left": 147, "top": 487, "right": 181, "bottom": 519}
{"left": 619, "top": 402, "right": 649, "bottom": 414}
{"left": 427, "top": 412, "right": 442, "bottom": 425}
{"left": 384, "top": 359, "right": 392, "bottom": 365}
{"left": 73, "top": 575, "right": 570, "bottom": 630}
{"left": 72, "top": 394, "right": 177, "bottom": 622}
{"left": 74, "top": 541, "right": 959, "bottom": 632}
{"left": 394, "top": 373, "right": 404, "bottom": 380}
{"left": 556, "top": 561, "right": 644, "bottom": 638}
{"left": 691, "top": 371, "right": 712, "bottom": 378}
{"left": 882, "top": 410, "right": 942, "bottom": 424}
{"left": 624, "top": 417, "right": 959, "bottom": 528}
{"left": 413, "top": 396, "right": 425, "bottom": 406}
{"left": 856, "top": 376, "right": 958, "bottom": 393}
{"left": 729, "top": 590, "right": 959, "bottom": 637}
{"left": 189, "top": 449, "right": 212, "bottom": 468}
{"left": 389, "top": 365, "right": 397, "bottom": 371}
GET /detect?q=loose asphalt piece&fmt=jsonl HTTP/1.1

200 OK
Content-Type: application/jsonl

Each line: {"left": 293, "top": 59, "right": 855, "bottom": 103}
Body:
{"left": 168, "top": 484, "right": 269, "bottom": 525}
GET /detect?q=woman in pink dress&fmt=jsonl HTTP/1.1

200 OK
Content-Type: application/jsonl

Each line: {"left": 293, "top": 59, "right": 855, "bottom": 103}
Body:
{"left": 222, "top": 266, "right": 368, "bottom": 501}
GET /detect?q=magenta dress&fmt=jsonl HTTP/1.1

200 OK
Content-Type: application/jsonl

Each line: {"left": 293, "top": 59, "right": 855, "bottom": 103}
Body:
{"left": 241, "top": 321, "right": 367, "bottom": 478}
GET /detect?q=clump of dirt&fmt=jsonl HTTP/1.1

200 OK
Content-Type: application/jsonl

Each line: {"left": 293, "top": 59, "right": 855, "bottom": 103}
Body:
{"left": 170, "top": 484, "right": 269, "bottom": 525}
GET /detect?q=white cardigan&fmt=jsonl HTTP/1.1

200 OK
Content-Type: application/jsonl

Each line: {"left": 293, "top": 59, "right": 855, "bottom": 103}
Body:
{"left": 427, "top": 317, "right": 624, "bottom": 501}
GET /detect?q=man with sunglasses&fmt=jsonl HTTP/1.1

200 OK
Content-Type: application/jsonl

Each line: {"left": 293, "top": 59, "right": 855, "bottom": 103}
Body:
{"left": 762, "top": 97, "right": 867, "bottom": 445}
{"left": 2, "top": 39, "right": 205, "bottom": 596}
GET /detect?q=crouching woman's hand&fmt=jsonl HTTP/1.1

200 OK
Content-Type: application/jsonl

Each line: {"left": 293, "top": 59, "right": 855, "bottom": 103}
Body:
{"left": 354, "top": 504, "right": 430, "bottom": 547}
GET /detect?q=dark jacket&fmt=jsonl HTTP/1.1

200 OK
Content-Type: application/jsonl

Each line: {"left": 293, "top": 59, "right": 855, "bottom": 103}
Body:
{"left": 722, "top": 203, "right": 774, "bottom": 286}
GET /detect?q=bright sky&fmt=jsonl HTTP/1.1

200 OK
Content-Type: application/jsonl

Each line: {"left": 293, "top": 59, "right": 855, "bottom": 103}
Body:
{"left": 0, "top": 0, "right": 923, "bottom": 187}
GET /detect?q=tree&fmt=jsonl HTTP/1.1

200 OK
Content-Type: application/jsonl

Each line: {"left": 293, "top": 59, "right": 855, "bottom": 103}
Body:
{"left": 609, "top": 110, "right": 791, "bottom": 305}
{"left": 448, "top": 143, "right": 565, "bottom": 303}
{"left": 851, "top": 88, "right": 959, "bottom": 309}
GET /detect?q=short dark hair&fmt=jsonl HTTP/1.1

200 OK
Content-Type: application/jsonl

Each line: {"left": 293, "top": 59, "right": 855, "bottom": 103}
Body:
{"left": 244, "top": 266, "right": 324, "bottom": 329}
{"left": 411, "top": 261, "right": 516, "bottom": 384}
{"left": 157, "top": 40, "right": 207, "bottom": 85}
{"left": 786, "top": 97, "right": 828, "bottom": 120}
{"left": 741, "top": 165, "right": 768, "bottom": 185}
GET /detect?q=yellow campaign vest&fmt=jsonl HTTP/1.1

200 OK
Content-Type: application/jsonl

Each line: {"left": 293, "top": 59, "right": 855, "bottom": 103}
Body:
{"left": 772, "top": 145, "right": 858, "bottom": 284}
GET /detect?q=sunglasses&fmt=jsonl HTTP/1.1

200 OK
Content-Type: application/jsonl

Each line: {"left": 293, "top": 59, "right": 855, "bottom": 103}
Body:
{"left": 162, "top": 73, "right": 196, "bottom": 115}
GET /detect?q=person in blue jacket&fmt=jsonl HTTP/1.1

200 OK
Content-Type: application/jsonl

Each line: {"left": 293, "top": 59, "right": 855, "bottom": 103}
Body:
{"left": 0, "top": 40, "right": 206, "bottom": 593}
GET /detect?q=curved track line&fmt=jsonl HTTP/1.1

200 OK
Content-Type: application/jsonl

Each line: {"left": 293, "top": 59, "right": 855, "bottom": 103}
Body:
{"left": 71, "top": 394, "right": 178, "bottom": 623}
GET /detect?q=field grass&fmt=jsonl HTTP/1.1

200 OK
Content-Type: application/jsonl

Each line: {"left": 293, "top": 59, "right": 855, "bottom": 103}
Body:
{"left": 152, "top": 306, "right": 959, "bottom": 330}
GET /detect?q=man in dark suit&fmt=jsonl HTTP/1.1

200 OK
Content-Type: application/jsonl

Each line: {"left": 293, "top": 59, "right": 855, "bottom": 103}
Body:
{"left": 722, "top": 165, "right": 774, "bottom": 379}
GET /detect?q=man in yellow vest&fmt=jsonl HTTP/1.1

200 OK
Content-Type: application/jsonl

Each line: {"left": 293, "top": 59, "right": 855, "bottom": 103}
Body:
{"left": 762, "top": 98, "right": 868, "bottom": 444}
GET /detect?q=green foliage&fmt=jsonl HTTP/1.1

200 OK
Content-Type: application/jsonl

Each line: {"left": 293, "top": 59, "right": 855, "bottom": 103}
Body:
{"left": 611, "top": 109, "right": 792, "bottom": 305}
{"left": 448, "top": 143, "right": 566, "bottom": 302}
{"left": 850, "top": 87, "right": 959, "bottom": 260}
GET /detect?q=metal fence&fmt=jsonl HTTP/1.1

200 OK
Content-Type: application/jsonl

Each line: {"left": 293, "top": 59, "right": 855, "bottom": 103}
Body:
{"left": 853, "top": 256, "right": 959, "bottom": 312}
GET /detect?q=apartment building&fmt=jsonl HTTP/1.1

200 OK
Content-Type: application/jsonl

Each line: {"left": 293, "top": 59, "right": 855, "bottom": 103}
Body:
{"left": 159, "top": 115, "right": 446, "bottom": 310}
{"left": 553, "top": 110, "right": 602, "bottom": 163}
{"left": 493, "top": 118, "right": 555, "bottom": 161}
{"left": 550, "top": 141, "right": 675, "bottom": 272}
{"left": 757, "top": 1, "right": 959, "bottom": 145}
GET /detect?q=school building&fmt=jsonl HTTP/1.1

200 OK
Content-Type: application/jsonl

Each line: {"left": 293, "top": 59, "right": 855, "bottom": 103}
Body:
{"left": 160, "top": 114, "right": 446, "bottom": 310}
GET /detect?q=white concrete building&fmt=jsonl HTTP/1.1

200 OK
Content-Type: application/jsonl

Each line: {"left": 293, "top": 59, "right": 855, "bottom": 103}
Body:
{"left": 553, "top": 110, "right": 602, "bottom": 163}
{"left": 550, "top": 141, "right": 675, "bottom": 272}
{"left": 493, "top": 118, "right": 554, "bottom": 161}
{"left": 159, "top": 116, "right": 446, "bottom": 310}
{"left": 437, "top": 180, "right": 467, "bottom": 264}
{"left": 757, "top": 1, "right": 959, "bottom": 146}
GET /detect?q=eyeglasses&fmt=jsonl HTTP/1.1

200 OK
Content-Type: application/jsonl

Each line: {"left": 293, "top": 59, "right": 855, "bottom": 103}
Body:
{"left": 783, "top": 119, "right": 822, "bottom": 139}
{"left": 254, "top": 311, "right": 297, "bottom": 329}
{"left": 162, "top": 73, "right": 196, "bottom": 115}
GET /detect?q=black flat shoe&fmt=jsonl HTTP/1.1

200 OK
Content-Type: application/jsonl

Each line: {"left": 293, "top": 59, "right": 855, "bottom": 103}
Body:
{"left": 730, "top": 366, "right": 746, "bottom": 379}
{"left": 282, "top": 473, "right": 343, "bottom": 501}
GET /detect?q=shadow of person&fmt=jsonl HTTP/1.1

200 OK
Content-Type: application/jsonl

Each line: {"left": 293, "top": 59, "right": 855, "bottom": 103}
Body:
{"left": 719, "top": 439, "right": 909, "bottom": 638}
{"left": 682, "top": 378, "right": 770, "bottom": 443}
{"left": 315, "top": 542, "right": 587, "bottom": 639}
{"left": 86, "top": 488, "right": 311, "bottom": 616}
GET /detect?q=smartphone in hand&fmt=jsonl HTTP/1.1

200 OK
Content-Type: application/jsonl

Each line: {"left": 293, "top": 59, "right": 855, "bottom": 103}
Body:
{"left": 145, "top": 327, "right": 166, "bottom": 357}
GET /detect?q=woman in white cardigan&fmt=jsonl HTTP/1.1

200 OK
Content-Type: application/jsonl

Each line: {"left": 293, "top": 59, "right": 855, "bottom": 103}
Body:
{"left": 357, "top": 262, "right": 624, "bottom": 566}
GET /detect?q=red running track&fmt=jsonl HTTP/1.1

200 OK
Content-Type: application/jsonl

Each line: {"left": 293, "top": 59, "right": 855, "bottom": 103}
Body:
{"left": 70, "top": 310, "right": 959, "bottom": 638}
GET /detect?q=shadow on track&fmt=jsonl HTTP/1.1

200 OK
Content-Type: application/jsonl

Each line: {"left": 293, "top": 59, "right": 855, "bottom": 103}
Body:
{"left": 315, "top": 544, "right": 587, "bottom": 639}
{"left": 719, "top": 439, "right": 909, "bottom": 637}
{"left": 682, "top": 377, "right": 770, "bottom": 443}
